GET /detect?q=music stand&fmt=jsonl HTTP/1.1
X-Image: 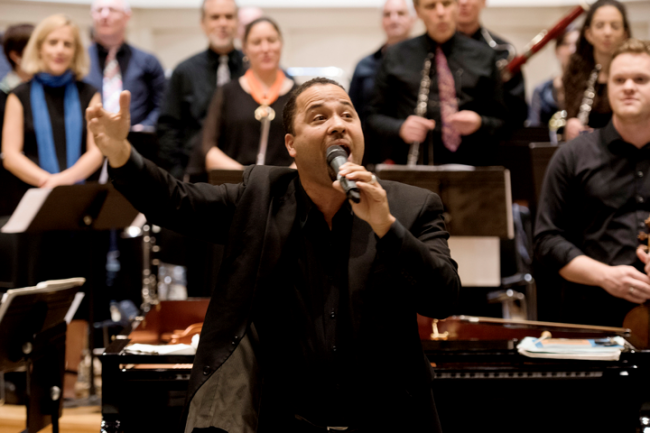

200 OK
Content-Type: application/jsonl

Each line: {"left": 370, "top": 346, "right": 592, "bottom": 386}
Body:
{"left": 376, "top": 164, "right": 513, "bottom": 288}
{"left": 0, "top": 277, "right": 85, "bottom": 433}
{"left": 499, "top": 141, "right": 559, "bottom": 217}
{"left": 375, "top": 164, "right": 513, "bottom": 238}
{"left": 1, "top": 184, "right": 139, "bottom": 234}
{"left": 1, "top": 184, "right": 139, "bottom": 399}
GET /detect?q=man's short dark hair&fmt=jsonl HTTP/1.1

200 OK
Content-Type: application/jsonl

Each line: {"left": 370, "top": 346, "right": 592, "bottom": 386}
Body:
{"left": 282, "top": 77, "right": 346, "bottom": 136}
{"left": 3, "top": 24, "right": 35, "bottom": 69}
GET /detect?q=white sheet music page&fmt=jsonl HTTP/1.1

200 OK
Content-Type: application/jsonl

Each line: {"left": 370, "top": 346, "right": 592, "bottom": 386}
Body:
{"left": 1, "top": 188, "right": 52, "bottom": 233}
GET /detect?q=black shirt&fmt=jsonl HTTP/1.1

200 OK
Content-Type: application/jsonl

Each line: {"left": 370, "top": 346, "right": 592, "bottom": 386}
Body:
{"left": 157, "top": 48, "right": 245, "bottom": 178}
{"left": 366, "top": 32, "right": 507, "bottom": 166}
{"left": 349, "top": 46, "right": 384, "bottom": 166}
{"left": 469, "top": 27, "right": 528, "bottom": 129}
{"left": 349, "top": 46, "right": 384, "bottom": 126}
{"left": 586, "top": 82, "right": 612, "bottom": 129}
{"left": 202, "top": 79, "right": 295, "bottom": 167}
{"left": 254, "top": 182, "right": 358, "bottom": 426}
{"left": 534, "top": 120, "right": 650, "bottom": 326}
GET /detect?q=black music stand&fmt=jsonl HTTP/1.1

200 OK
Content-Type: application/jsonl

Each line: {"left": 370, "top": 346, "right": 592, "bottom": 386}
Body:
{"left": 0, "top": 277, "right": 85, "bottom": 433}
{"left": 1, "top": 183, "right": 139, "bottom": 234}
{"left": 499, "top": 141, "right": 560, "bottom": 217}
{"left": 375, "top": 164, "right": 513, "bottom": 238}
{"left": 376, "top": 164, "right": 540, "bottom": 318}
{"left": 1, "top": 184, "right": 139, "bottom": 399}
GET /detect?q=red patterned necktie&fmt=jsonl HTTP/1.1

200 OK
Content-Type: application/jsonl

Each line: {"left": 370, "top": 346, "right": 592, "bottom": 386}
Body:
{"left": 435, "top": 46, "right": 461, "bottom": 152}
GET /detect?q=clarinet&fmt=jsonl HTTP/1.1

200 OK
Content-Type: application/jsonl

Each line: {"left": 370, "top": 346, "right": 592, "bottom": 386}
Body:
{"left": 408, "top": 52, "right": 434, "bottom": 167}
{"left": 577, "top": 64, "right": 602, "bottom": 126}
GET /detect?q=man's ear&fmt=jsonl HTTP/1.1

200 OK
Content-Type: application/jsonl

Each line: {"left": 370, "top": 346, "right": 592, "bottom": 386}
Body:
{"left": 285, "top": 133, "right": 297, "bottom": 158}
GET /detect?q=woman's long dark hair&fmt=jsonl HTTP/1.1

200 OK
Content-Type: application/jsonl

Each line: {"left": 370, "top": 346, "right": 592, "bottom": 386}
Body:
{"left": 563, "top": 0, "right": 630, "bottom": 120}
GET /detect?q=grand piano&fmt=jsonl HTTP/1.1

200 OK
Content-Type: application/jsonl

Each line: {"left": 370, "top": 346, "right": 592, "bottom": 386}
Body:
{"left": 101, "top": 301, "right": 650, "bottom": 433}
{"left": 101, "top": 154, "right": 649, "bottom": 432}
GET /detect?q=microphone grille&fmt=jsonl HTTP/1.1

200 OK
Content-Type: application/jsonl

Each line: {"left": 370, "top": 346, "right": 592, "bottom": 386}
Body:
{"left": 326, "top": 145, "right": 347, "bottom": 163}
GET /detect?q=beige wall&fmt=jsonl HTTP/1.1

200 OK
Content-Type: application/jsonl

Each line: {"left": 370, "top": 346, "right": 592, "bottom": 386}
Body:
{"left": 2, "top": 0, "right": 649, "bottom": 100}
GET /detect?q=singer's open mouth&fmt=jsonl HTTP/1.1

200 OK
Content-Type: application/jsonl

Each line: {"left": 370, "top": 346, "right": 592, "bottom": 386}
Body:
{"left": 329, "top": 143, "right": 351, "bottom": 156}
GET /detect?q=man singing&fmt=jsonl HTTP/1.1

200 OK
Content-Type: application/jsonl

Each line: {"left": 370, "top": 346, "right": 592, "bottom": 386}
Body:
{"left": 87, "top": 78, "right": 459, "bottom": 432}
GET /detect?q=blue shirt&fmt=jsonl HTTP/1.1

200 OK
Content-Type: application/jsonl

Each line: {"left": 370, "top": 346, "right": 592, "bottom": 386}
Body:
{"left": 85, "top": 43, "right": 166, "bottom": 127}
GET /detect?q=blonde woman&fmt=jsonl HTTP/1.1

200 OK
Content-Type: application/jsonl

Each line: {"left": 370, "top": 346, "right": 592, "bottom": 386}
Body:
{"left": 2, "top": 14, "right": 102, "bottom": 188}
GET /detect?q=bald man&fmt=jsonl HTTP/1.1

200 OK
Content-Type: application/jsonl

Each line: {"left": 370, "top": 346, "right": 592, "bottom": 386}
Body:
{"left": 236, "top": 6, "right": 263, "bottom": 46}
{"left": 86, "top": 0, "right": 166, "bottom": 130}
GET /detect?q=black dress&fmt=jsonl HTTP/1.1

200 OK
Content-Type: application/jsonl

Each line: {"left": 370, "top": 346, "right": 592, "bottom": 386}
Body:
{"left": 585, "top": 82, "right": 612, "bottom": 130}
{"left": 0, "top": 80, "right": 97, "bottom": 298}
{"left": 202, "top": 78, "right": 295, "bottom": 167}
{"left": 12, "top": 80, "right": 97, "bottom": 170}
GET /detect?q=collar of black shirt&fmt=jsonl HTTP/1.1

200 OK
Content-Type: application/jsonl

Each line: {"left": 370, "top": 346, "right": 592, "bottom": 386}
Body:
{"left": 206, "top": 47, "right": 240, "bottom": 68}
{"left": 375, "top": 45, "right": 386, "bottom": 59}
{"left": 424, "top": 31, "right": 457, "bottom": 56}
{"left": 296, "top": 179, "right": 353, "bottom": 229}
{"left": 602, "top": 119, "right": 650, "bottom": 156}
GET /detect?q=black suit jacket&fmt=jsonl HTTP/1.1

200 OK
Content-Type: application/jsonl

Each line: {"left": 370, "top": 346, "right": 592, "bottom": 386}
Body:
{"left": 110, "top": 149, "right": 460, "bottom": 432}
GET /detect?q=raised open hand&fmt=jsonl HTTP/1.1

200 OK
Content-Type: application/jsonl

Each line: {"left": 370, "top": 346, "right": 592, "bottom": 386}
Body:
{"left": 86, "top": 91, "right": 132, "bottom": 167}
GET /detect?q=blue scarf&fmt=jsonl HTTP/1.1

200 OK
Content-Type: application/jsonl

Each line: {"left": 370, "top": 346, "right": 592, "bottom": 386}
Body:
{"left": 30, "top": 71, "right": 82, "bottom": 174}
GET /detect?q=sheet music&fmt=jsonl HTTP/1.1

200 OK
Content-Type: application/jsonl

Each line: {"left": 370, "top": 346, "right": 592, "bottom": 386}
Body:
{"left": 65, "top": 292, "right": 86, "bottom": 324}
{"left": 375, "top": 163, "right": 475, "bottom": 172}
{"left": 517, "top": 336, "right": 625, "bottom": 361}
{"left": 1, "top": 188, "right": 52, "bottom": 233}
{"left": 124, "top": 343, "right": 196, "bottom": 355}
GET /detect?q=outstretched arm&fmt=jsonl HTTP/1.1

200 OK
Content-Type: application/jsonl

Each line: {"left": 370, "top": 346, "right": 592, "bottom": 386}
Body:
{"left": 87, "top": 89, "right": 241, "bottom": 243}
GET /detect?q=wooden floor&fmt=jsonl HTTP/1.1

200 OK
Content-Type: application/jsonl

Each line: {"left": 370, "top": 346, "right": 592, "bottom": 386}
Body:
{"left": 0, "top": 405, "right": 101, "bottom": 433}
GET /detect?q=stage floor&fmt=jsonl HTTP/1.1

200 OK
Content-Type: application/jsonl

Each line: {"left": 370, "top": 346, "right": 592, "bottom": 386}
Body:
{"left": 0, "top": 404, "right": 101, "bottom": 433}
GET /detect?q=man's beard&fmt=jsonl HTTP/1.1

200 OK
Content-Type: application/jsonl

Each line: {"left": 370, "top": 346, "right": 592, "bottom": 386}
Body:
{"left": 209, "top": 34, "right": 234, "bottom": 51}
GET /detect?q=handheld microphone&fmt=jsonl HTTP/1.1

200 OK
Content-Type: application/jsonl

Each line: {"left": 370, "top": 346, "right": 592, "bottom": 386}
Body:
{"left": 326, "top": 145, "right": 361, "bottom": 203}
